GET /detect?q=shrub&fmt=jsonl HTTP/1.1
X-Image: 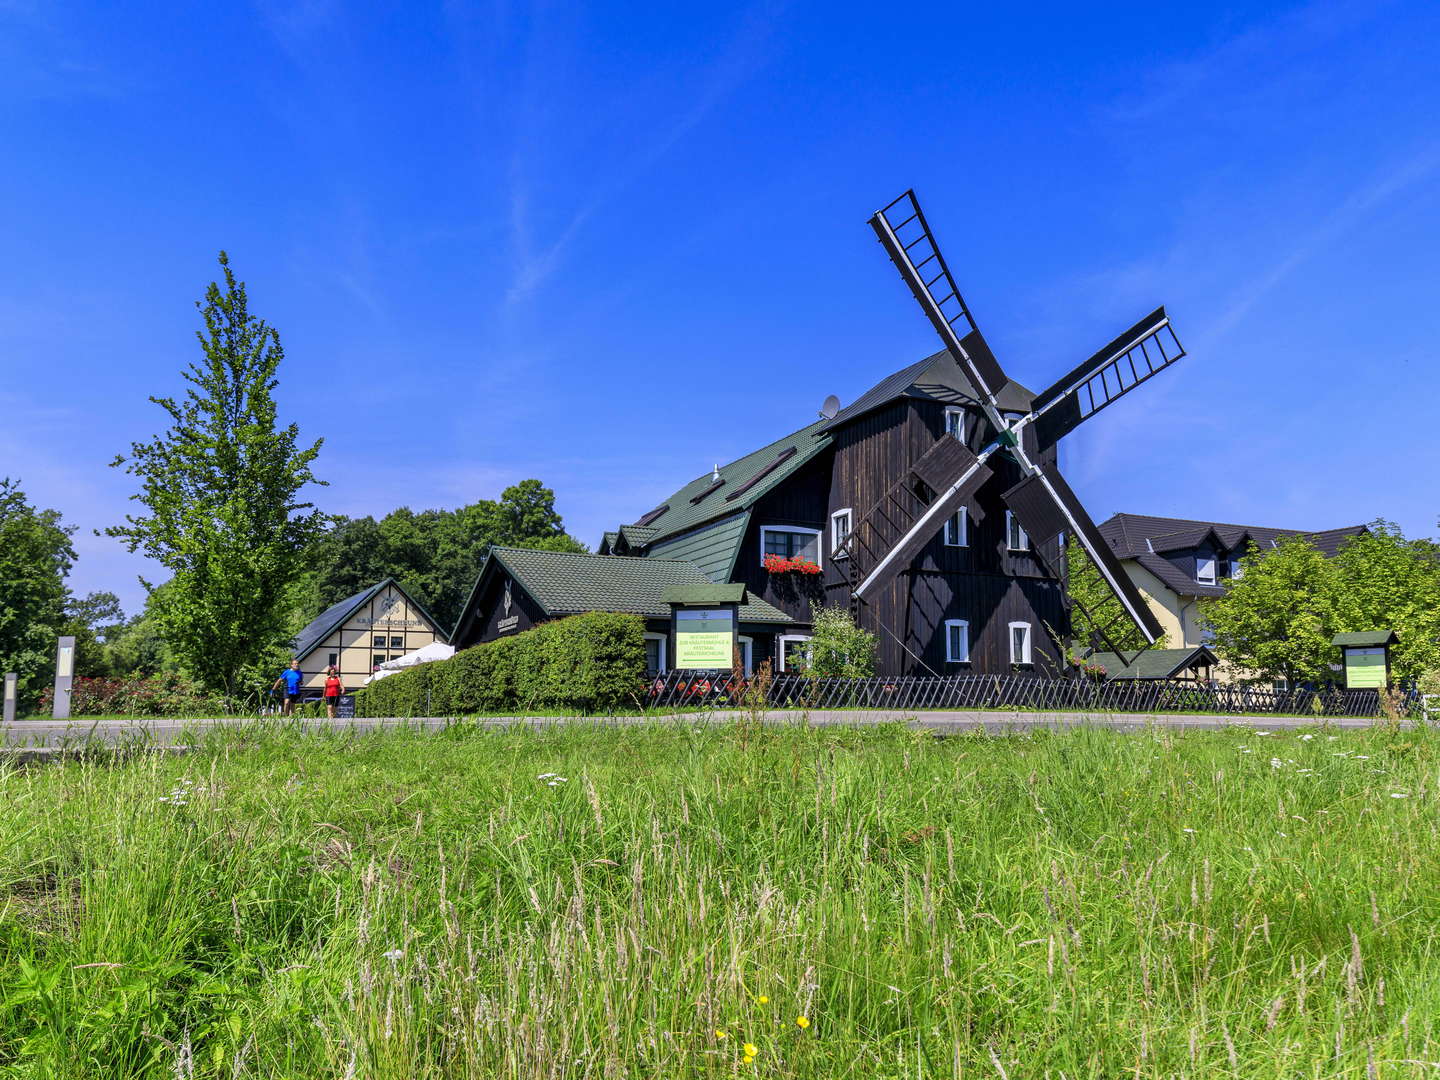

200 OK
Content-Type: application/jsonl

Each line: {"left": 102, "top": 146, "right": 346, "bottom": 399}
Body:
{"left": 36, "top": 673, "right": 230, "bottom": 717}
{"left": 356, "top": 612, "right": 646, "bottom": 717}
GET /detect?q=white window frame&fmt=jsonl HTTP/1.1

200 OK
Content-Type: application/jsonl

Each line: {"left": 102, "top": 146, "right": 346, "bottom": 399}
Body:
{"left": 830, "top": 508, "right": 853, "bottom": 559}
{"left": 759, "top": 525, "right": 823, "bottom": 568}
{"left": 1008, "top": 621, "right": 1033, "bottom": 666}
{"left": 1005, "top": 511, "right": 1030, "bottom": 552}
{"left": 777, "top": 634, "right": 813, "bottom": 673}
{"left": 1228, "top": 558, "right": 1244, "bottom": 580}
{"left": 944, "top": 619, "right": 970, "bottom": 663}
{"left": 736, "top": 635, "right": 754, "bottom": 675}
{"left": 643, "top": 632, "right": 668, "bottom": 674}
{"left": 1196, "top": 553, "right": 1217, "bottom": 585}
{"left": 943, "top": 506, "right": 968, "bottom": 547}
{"left": 943, "top": 407, "right": 967, "bottom": 440}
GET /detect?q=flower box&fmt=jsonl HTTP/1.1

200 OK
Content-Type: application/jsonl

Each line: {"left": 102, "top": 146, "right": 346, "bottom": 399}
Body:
{"left": 763, "top": 554, "right": 822, "bottom": 576}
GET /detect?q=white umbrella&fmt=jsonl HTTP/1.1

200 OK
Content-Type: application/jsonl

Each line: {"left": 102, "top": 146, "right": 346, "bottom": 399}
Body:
{"left": 365, "top": 641, "right": 456, "bottom": 684}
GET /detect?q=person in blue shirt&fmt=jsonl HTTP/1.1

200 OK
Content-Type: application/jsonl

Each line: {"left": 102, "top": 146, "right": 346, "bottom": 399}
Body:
{"left": 271, "top": 659, "right": 305, "bottom": 714}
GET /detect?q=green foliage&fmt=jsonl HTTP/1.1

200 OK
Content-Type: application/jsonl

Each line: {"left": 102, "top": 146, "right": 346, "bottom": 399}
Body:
{"left": 0, "top": 478, "right": 76, "bottom": 707}
{"left": 37, "top": 673, "right": 228, "bottom": 717}
{"left": 61, "top": 590, "right": 124, "bottom": 677}
{"left": 301, "top": 481, "right": 586, "bottom": 634}
{"left": 3, "top": 723, "right": 1440, "bottom": 1075}
{"left": 1205, "top": 522, "right": 1440, "bottom": 684}
{"left": 106, "top": 253, "right": 326, "bottom": 696}
{"left": 1064, "top": 541, "right": 1158, "bottom": 653}
{"left": 806, "top": 606, "right": 876, "bottom": 677}
{"left": 357, "top": 612, "right": 646, "bottom": 716}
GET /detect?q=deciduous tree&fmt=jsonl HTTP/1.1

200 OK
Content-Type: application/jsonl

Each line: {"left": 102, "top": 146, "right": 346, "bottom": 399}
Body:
{"left": 0, "top": 478, "right": 75, "bottom": 707}
{"left": 107, "top": 253, "right": 326, "bottom": 696}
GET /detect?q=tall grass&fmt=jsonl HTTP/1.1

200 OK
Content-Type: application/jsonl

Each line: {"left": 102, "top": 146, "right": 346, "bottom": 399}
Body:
{"left": 1, "top": 720, "right": 1438, "bottom": 1077}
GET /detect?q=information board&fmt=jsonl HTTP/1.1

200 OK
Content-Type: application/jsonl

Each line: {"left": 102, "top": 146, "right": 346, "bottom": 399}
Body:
{"left": 1343, "top": 647, "right": 1387, "bottom": 689}
{"left": 674, "top": 608, "right": 735, "bottom": 669}
{"left": 336, "top": 694, "right": 356, "bottom": 719}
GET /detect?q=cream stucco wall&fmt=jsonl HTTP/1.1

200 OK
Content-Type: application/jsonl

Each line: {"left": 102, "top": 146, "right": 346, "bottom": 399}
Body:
{"left": 298, "top": 585, "right": 442, "bottom": 690}
{"left": 1122, "top": 560, "right": 1257, "bottom": 683}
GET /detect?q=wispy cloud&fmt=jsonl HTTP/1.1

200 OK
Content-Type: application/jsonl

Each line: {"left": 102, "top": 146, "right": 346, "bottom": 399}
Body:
{"left": 503, "top": 2, "right": 784, "bottom": 307}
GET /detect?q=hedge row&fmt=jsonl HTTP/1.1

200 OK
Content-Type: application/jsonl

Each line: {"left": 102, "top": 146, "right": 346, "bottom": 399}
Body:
{"left": 354, "top": 611, "right": 648, "bottom": 716}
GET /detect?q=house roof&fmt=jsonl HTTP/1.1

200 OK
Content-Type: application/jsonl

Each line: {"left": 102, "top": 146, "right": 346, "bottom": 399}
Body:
{"left": 1130, "top": 552, "right": 1227, "bottom": 600}
{"left": 484, "top": 547, "right": 793, "bottom": 624}
{"left": 1087, "top": 646, "right": 1218, "bottom": 681}
{"left": 619, "top": 420, "right": 831, "bottom": 545}
{"left": 820, "top": 348, "right": 1036, "bottom": 431}
{"left": 1099, "top": 513, "right": 1368, "bottom": 559}
{"left": 292, "top": 578, "right": 445, "bottom": 662}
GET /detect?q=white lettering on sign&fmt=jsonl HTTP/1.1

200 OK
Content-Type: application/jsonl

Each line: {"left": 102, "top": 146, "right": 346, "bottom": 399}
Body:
{"left": 497, "top": 616, "right": 520, "bottom": 634}
{"left": 355, "top": 617, "right": 428, "bottom": 628}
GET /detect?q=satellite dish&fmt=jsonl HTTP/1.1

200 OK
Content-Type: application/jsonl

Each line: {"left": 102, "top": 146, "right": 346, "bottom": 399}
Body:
{"left": 819, "top": 394, "right": 841, "bottom": 420}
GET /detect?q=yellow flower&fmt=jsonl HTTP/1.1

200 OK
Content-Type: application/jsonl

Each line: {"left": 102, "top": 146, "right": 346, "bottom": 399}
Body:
{"left": 796, "top": 1016, "right": 810, "bottom": 1028}
{"left": 744, "top": 1044, "right": 758, "bottom": 1058}
{"left": 757, "top": 995, "right": 769, "bottom": 1004}
{"left": 716, "top": 1030, "right": 728, "bottom": 1039}
{"left": 743, "top": 1056, "right": 754, "bottom": 1065}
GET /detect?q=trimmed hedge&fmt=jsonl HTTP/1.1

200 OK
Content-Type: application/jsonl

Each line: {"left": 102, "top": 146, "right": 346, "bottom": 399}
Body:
{"left": 355, "top": 612, "right": 647, "bottom": 717}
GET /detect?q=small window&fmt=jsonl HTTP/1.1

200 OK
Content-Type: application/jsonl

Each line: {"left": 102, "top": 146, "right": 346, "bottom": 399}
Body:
{"left": 944, "top": 407, "right": 966, "bottom": 439}
{"left": 1009, "top": 621, "right": 1032, "bottom": 666}
{"left": 389, "top": 635, "right": 403, "bottom": 649}
{"left": 1196, "top": 554, "right": 1217, "bottom": 585}
{"left": 1229, "top": 559, "right": 1244, "bottom": 580}
{"left": 372, "top": 654, "right": 387, "bottom": 669}
{"left": 944, "top": 619, "right": 970, "bottom": 663}
{"left": 760, "top": 527, "right": 822, "bottom": 567}
{"left": 327, "top": 652, "right": 338, "bottom": 667}
{"left": 778, "top": 634, "right": 812, "bottom": 673}
{"left": 1006, "top": 511, "right": 1030, "bottom": 552}
{"left": 643, "top": 633, "right": 667, "bottom": 675}
{"left": 372, "top": 635, "right": 386, "bottom": 649}
{"left": 830, "top": 509, "right": 853, "bottom": 558}
{"left": 943, "top": 507, "right": 968, "bottom": 547}
{"left": 737, "top": 636, "right": 754, "bottom": 676}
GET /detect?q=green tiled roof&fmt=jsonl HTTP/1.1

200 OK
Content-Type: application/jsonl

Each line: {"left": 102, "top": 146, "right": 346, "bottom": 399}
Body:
{"left": 489, "top": 547, "right": 792, "bottom": 624}
{"left": 661, "top": 583, "right": 747, "bottom": 605}
{"left": 648, "top": 511, "right": 750, "bottom": 582}
{"left": 624, "top": 421, "right": 831, "bottom": 544}
{"left": 1333, "top": 630, "right": 1397, "bottom": 647}
{"left": 1087, "top": 647, "right": 1217, "bottom": 681}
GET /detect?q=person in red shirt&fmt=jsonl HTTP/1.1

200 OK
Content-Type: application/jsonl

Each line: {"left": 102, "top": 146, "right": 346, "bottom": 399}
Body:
{"left": 323, "top": 665, "right": 345, "bottom": 720}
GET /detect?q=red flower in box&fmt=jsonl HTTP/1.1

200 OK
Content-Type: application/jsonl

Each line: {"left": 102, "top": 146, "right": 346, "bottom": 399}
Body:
{"left": 763, "top": 553, "right": 822, "bottom": 575}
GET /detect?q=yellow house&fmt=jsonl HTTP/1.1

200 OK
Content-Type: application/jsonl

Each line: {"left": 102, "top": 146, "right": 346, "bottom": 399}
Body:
{"left": 1096, "top": 513, "right": 1366, "bottom": 680}
{"left": 290, "top": 579, "right": 446, "bottom": 692}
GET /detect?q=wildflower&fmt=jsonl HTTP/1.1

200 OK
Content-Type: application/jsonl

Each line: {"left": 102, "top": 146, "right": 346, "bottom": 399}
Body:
{"left": 796, "top": 1016, "right": 810, "bottom": 1028}
{"left": 743, "top": 1056, "right": 754, "bottom": 1065}
{"left": 1183, "top": 827, "right": 1196, "bottom": 833}
{"left": 715, "top": 1030, "right": 728, "bottom": 1040}
{"left": 382, "top": 948, "right": 405, "bottom": 961}
{"left": 757, "top": 996, "right": 768, "bottom": 1004}
{"left": 1391, "top": 793, "right": 1410, "bottom": 799}
{"left": 744, "top": 1043, "right": 758, "bottom": 1057}
{"left": 1270, "top": 758, "right": 1283, "bottom": 769}
{"left": 1299, "top": 733, "right": 1314, "bottom": 741}
{"left": 1355, "top": 755, "right": 1370, "bottom": 760}
{"left": 1254, "top": 731, "right": 1273, "bottom": 736}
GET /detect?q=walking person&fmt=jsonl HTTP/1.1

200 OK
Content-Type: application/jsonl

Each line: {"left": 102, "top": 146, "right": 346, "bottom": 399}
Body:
{"left": 323, "top": 665, "right": 345, "bottom": 720}
{"left": 271, "top": 658, "right": 304, "bottom": 716}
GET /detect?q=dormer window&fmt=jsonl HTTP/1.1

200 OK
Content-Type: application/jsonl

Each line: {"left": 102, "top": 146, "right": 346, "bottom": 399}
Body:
{"left": 1229, "top": 559, "right": 1244, "bottom": 580}
{"left": 944, "top": 407, "right": 966, "bottom": 440}
{"left": 1196, "top": 554, "right": 1217, "bottom": 585}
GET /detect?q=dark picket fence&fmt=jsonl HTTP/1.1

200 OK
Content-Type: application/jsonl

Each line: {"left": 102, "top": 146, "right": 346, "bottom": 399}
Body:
{"left": 643, "top": 671, "right": 1400, "bottom": 718}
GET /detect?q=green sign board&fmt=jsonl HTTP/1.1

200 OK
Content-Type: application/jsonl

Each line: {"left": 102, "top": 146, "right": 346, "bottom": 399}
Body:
{"left": 674, "top": 608, "right": 735, "bottom": 669}
{"left": 1343, "top": 647, "right": 1387, "bottom": 689}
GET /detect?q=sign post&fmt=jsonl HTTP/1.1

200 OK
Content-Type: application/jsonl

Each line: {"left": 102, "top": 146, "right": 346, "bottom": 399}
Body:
{"left": 1332, "top": 630, "right": 1397, "bottom": 691}
{"left": 52, "top": 635, "right": 76, "bottom": 720}
{"left": 2, "top": 673, "right": 16, "bottom": 725}
{"left": 673, "top": 608, "right": 737, "bottom": 669}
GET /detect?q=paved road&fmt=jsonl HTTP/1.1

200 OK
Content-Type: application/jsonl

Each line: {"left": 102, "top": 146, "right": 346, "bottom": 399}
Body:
{"left": 0, "top": 709, "right": 1388, "bottom": 750}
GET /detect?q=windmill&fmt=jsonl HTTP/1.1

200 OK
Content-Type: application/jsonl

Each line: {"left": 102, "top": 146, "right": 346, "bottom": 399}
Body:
{"left": 838, "top": 190, "right": 1187, "bottom": 662}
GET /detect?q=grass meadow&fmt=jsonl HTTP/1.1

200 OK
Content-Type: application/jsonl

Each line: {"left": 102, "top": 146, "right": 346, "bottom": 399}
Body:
{"left": 2, "top": 720, "right": 1439, "bottom": 1078}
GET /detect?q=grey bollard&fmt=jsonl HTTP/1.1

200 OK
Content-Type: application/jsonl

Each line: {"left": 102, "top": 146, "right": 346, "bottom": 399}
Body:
{"left": 2, "top": 673, "right": 15, "bottom": 724}
{"left": 52, "top": 636, "right": 75, "bottom": 720}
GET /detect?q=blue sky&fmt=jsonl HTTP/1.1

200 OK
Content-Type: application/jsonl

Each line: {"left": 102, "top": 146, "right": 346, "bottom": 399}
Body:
{"left": 3, "top": 0, "right": 1438, "bottom": 615}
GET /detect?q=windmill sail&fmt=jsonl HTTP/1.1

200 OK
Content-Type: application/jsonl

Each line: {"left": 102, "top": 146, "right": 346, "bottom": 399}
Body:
{"left": 869, "top": 190, "right": 1008, "bottom": 404}
{"left": 1028, "top": 306, "right": 1185, "bottom": 449}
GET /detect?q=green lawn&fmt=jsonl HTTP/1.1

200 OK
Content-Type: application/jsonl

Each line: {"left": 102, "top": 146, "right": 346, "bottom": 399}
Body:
{"left": 1, "top": 720, "right": 1436, "bottom": 1077}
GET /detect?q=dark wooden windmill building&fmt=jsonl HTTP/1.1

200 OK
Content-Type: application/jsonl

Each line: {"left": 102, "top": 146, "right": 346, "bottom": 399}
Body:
{"left": 453, "top": 192, "right": 1189, "bottom": 675}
